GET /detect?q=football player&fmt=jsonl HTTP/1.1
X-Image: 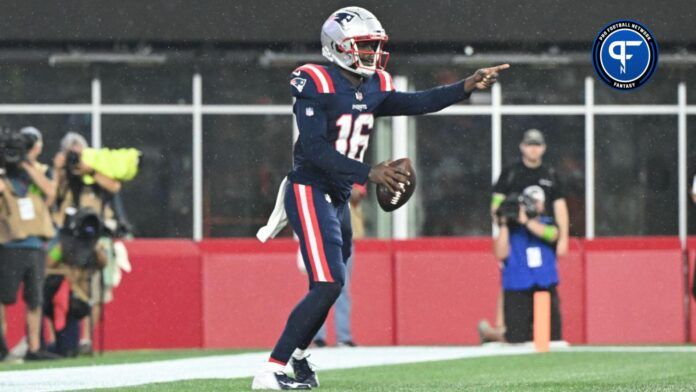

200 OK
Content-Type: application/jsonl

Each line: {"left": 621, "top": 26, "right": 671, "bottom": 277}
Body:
{"left": 253, "top": 6, "right": 509, "bottom": 390}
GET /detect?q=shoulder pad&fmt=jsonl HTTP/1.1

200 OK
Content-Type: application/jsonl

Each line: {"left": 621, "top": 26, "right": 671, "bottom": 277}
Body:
{"left": 290, "top": 64, "right": 335, "bottom": 97}
{"left": 374, "top": 69, "right": 395, "bottom": 92}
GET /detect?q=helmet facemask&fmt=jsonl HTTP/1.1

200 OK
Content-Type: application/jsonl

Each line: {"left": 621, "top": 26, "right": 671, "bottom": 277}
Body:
{"left": 338, "top": 35, "right": 389, "bottom": 77}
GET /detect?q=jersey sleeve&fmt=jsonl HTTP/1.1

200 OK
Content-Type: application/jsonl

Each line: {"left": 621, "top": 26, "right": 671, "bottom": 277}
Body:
{"left": 293, "top": 95, "right": 370, "bottom": 185}
{"left": 374, "top": 74, "right": 471, "bottom": 117}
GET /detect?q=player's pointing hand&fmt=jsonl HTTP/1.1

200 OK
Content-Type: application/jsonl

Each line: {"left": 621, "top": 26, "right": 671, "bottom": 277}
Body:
{"left": 465, "top": 63, "right": 510, "bottom": 92}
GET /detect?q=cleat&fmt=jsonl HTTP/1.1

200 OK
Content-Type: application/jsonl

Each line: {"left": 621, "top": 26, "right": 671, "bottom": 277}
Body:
{"left": 292, "top": 356, "right": 319, "bottom": 388}
{"left": 24, "top": 350, "right": 61, "bottom": 361}
{"left": 337, "top": 340, "right": 357, "bottom": 347}
{"left": 252, "top": 371, "right": 312, "bottom": 390}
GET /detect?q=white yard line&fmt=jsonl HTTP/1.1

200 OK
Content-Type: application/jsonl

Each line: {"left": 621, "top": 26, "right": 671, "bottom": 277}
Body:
{"left": 1, "top": 345, "right": 696, "bottom": 392}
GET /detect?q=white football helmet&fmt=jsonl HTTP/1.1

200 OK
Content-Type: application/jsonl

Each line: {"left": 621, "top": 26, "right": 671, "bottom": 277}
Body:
{"left": 321, "top": 7, "right": 389, "bottom": 78}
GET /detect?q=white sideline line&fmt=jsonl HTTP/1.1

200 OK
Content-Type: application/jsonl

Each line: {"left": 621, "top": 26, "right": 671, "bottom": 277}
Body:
{"left": 566, "top": 345, "right": 696, "bottom": 353}
{"left": 1, "top": 345, "right": 696, "bottom": 391}
{"left": 0, "top": 346, "right": 534, "bottom": 392}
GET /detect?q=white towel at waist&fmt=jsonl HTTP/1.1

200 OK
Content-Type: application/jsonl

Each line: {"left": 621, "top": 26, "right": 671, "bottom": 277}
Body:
{"left": 256, "top": 177, "right": 289, "bottom": 242}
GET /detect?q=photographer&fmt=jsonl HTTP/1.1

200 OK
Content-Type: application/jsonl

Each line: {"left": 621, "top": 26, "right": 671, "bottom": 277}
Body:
{"left": 479, "top": 186, "right": 562, "bottom": 343}
{"left": 49, "top": 132, "right": 123, "bottom": 355}
{"left": 43, "top": 207, "right": 108, "bottom": 357}
{"left": 0, "top": 127, "right": 58, "bottom": 361}
{"left": 479, "top": 129, "right": 566, "bottom": 344}
{"left": 53, "top": 133, "right": 121, "bottom": 227}
{"left": 491, "top": 129, "right": 569, "bottom": 255}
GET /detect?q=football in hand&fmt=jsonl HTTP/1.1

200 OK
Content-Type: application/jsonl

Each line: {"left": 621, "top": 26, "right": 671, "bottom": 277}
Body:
{"left": 376, "top": 158, "right": 417, "bottom": 212}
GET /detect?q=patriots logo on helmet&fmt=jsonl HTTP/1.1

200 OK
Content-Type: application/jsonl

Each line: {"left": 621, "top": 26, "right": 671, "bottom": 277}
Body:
{"left": 334, "top": 11, "right": 356, "bottom": 28}
{"left": 290, "top": 77, "right": 307, "bottom": 93}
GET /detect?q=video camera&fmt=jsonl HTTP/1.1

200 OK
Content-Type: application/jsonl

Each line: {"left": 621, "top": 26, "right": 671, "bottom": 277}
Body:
{"left": 496, "top": 192, "right": 539, "bottom": 223}
{"left": 60, "top": 207, "right": 104, "bottom": 269}
{"left": 0, "top": 128, "right": 34, "bottom": 170}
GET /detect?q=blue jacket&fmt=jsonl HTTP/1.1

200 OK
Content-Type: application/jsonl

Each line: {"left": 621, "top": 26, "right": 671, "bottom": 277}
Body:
{"left": 502, "top": 216, "right": 559, "bottom": 290}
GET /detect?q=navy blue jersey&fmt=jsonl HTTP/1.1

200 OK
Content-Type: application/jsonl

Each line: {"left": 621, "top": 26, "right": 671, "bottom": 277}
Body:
{"left": 288, "top": 63, "right": 470, "bottom": 203}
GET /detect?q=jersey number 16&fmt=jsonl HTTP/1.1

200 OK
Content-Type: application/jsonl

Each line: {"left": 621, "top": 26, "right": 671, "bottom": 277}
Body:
{"left": 335, "top": 113, "right": 374, "bottom": 162}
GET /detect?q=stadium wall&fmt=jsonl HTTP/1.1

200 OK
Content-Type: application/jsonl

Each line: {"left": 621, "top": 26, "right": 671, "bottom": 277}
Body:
{"left": 4, "top": 237, "right": 693, "bottom": 350}
{"left": 1, "top": 0, "right": 694, "bottom": 46}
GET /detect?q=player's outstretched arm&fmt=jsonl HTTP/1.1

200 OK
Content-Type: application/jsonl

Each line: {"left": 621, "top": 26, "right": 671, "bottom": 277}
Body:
{"left": 463, "top": 64, "right": 511, "bottom": 93}
{"left": 375, "top": 64, "right": 511, "bottom": 117}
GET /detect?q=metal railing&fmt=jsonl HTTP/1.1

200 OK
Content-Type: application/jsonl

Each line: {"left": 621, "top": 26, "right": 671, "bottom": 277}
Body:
{"left": 0, "top": 75, "right": 691, "bottom": 245}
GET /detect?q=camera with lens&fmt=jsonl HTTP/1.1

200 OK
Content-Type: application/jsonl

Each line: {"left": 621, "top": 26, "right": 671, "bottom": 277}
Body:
{"left": 496, "top": 192, "right": 539, "bottom": 224}
{"left": 0, "top": 128, "right": 32, "bottom": 170}
{"left": 60, "top": 207, "right": 104, "bottom": 269}
{"left": 65, "top": 150, "right": 82, "bottom": 175}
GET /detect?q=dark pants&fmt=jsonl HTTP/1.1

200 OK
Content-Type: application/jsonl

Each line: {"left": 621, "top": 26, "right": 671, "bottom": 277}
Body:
{"left": 284, "top": 183, "right": 351, "bottom": 287}
{"left": 42, "top": 275, "right": 84, "bottom": 357}
{"left": 268, "top": 183, "right": 351, "bottom": 364}
{"left": 0, "top": 247, "right": 45, "bottom": 309}
{"left": 504, "top": 285, "right": 562, "bottom": 343}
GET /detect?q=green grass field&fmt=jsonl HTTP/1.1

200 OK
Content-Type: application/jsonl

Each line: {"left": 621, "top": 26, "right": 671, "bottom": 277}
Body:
{"left": 103, "top": 352, "right": 696, "bottom": 392}
{"left": 4, "top": 349, "right": 696, "bottom": 391}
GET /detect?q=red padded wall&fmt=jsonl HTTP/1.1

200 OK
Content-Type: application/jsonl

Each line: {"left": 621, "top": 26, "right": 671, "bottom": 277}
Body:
{"left": 393, "top": 238, "right": 500, "bottom": 345}
{"left": 199, "top": 239, "right": 395, "bottom": 348}
{"left": 199, "top": 239, "right": 306, "bottom": 348}
{"left": 345, "top": 240, "right": 394, "bottom": 345}
{"left": 101, "top": 240, "right": 203, "bottom": 350}
{"left": 556, "top": 238, "right": 585, "bottom": 343}
{"left": 690, "top": 250, "right": 695, "bottom": 343}
{"left": 3, "top": 300, "right": 27, "bottom": 349}
{"left": 585, "top": 238, "right": 685, "bottom": 344}
{"left": 687, "top": 238, "right": 696, "bottom": 343}
{"left": 4, "top": 236, "right": 692, "bottom": 350}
